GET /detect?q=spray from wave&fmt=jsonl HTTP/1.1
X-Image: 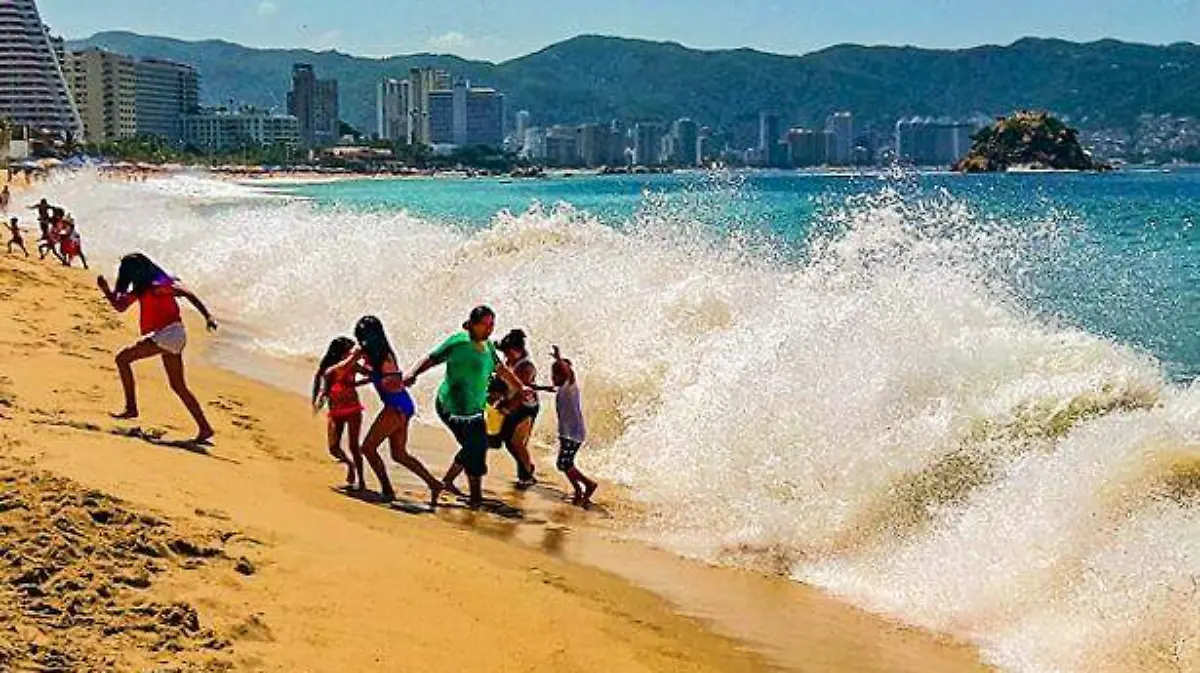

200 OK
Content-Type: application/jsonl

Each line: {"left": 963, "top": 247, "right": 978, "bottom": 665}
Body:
{"left": 45, "top": 171, "right": 1200, "bottom": 672}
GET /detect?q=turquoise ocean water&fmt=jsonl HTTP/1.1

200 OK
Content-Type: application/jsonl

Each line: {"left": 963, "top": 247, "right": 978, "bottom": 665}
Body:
{"left": 58, "top": 168, "right": 1200, "bottom": 672}
{"left": 286, "top": 169, "right": 1200, "bottom": 380}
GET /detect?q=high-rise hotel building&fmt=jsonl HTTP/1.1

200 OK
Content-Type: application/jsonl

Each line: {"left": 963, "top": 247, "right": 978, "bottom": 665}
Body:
{"left": 135, "top": 58, "right": 199, "bottom": 143}
{"left": 65, "top": 48, "right": 137, "bottom": 143}
{"left": 0, "top": 0, "right": 83, "bottom": 137}
{"left": 288, "top": 63, "right": 340, "bottom": 149}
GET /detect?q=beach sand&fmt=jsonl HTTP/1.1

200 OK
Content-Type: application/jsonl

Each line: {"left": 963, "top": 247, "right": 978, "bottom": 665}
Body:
{"left": 0, "top": 252, "right": 993, "bottom": 672}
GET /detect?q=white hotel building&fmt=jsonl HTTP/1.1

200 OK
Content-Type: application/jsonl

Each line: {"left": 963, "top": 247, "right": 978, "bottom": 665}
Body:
{"left": 0, "top": 0, "right": 83, "bottom": 137}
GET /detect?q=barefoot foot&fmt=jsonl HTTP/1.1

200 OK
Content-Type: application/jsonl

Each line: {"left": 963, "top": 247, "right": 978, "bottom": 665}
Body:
{"left": 580, "top": 482, "right": 598, "bottom": 509}
{"left": 110, "top": 409, "right": 139, "bottom": 420}
{"left": 442, "top": 479, "right": 466, "bottom": 499}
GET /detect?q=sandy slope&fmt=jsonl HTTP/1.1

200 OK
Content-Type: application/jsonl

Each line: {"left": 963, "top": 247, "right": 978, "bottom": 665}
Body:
{"left": 0, "top": 253, "right": 992, "bottom": 672}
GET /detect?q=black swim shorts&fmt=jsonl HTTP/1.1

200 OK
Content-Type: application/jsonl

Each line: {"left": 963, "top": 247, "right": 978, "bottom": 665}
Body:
{"left": 438, "top": 402, "right": 489, "bottom": 478}
{"left": 556, "top": 437, "right": 582, "bottom": 472}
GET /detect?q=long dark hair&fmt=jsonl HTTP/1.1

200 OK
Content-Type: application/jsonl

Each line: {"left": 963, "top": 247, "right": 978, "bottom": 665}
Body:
{"left": 312, "top": 336, "right": 356, "bottom": 405}
{"left": 354, "top": 316, "right": 396, "bottom": 373}
{"left": 498, "top": 328, "right": 528, "bottom": 354}
{"left": 115, "top": 253, "right": 171, "bottom": 295}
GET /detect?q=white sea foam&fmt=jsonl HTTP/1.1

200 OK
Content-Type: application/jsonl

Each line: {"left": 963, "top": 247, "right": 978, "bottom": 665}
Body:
{"left": 41, "top": 172, "right": 1200, "bottom": 672}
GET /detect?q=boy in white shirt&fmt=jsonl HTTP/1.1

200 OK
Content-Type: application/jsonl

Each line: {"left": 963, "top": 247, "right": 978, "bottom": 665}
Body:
{"left": 551, "top": 346, "right": 598, "bottom": 508}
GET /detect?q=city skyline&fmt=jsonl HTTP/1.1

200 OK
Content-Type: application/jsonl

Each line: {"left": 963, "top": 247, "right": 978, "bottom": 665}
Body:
{"left": 37, "top": 0, "right": 1200, "bottom": 63}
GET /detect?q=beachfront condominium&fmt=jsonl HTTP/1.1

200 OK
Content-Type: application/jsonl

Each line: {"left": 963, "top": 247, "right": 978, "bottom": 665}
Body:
{"left": 515, "top": 110, "right": 531, "bottom": 143}
{"left": 576, "top": 123, "right": 625, "bottom": 167}
{"left": 181, "top": 109, "right": 300, "bottom": 153}
{"left": 406, "top": 67, "right": 451, "bottom": 145}
{"left": 457, "top": 81, "right": 504, "bottom": 147}
{"left": 0, "top": 0, "right": 83, "bottom": 138}
{"left": 426, "top": 79, "right": 505, "bottom": 148}
{"left": 376, "top": 77, "right": 407, "bottom": 142}
{"left": 894, "top": 117, "right": 977, "bottom": 166}
{"left": 825, "top": 111, "right": 855, "bottom": 166}
{"left": 135, "top": 58, "right": 199, "bottom": 143}
{"left": 427, "top": 89, "right": 453, "bottom": 144}
{"left": 758, "top": 112, "right": 787, "bottom": 167}
{"left": 64, "top": 48, "right": 137, "bottom": 144}
{"left": 670, "top": 118, "right": 700, "bottom": 166}
{"left": 633, "top": 122, "right": 664, "bottom": 166}
{"left": 787, "top": 127, "right": 832, "bottom": 167}
{"left": 287, "top": 64, "right": 339, "bottom": 149}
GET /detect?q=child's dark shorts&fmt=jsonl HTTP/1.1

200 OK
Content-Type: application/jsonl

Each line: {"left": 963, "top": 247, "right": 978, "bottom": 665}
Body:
{"left": 556, "top": 437, "right": 582, "bottom": 472}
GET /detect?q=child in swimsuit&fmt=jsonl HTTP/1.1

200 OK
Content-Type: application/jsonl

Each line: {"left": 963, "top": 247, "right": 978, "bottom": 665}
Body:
{"left": 57, "top": 216, "right": 87, "bottom": 269}
{"left": 97, "top": 253, "right": 217, "bottom": 443}
{"left": 550, "top": 346, "right": 597, "bottom": 508}
{"left": 313, "top": 336, "right": 365, "bottom": 489}
{"left": 6, "top": 217, "right": 27, "bottom": 257}
{"left": 353, "top": 315, "right": 443, "bottom": 507}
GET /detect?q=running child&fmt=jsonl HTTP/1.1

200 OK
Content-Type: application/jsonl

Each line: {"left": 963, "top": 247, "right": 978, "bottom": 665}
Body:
{"left": 312, "top": 336, "right": 365, "bottom": 489}
{"left": 97, "top": 253, "right": 217, "bottom": 443}
{"left": 6, "top": 217, "right": 28, "bottom": 257}
{"left": 551, "top": 346, "right": 597, "bottom": 508}
{"left": 30, "top": 199, "right": 57, "bottom": 261}
{"left": 57, "top": 215, "right": 87, "bottom": 269}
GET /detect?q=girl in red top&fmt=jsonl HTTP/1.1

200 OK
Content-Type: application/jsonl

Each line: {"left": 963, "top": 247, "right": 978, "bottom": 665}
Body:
{"left": 97, "top": 253, "right": 217, "bottom": 444}
{"left": 57, "top": 215, "right": 87, "bottom": 269}
{"left": 312, "top": 337, "right": 365, "bottom": 489}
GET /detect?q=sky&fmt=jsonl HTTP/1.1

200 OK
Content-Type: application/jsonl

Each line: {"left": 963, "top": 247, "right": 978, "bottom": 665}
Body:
{"left": 36, "top": 0, "right": 1200, "bottom": 62}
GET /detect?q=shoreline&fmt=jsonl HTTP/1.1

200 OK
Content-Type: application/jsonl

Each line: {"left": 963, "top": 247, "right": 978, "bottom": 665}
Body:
{"left": 205, "top": 339, "right": 993, "bottom": 673}
{"left": 0, "top": 255, "right": 771, "bottom": 672}
{"left": 0, "top": 256, "right": 994, "bottom": 671}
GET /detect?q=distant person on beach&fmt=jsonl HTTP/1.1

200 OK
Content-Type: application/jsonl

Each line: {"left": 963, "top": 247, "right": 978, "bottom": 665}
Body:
{"left": 497, "top": 329, "right": 540, "bottom": 488}
{"left": 353, "top": 315, "right": 444, "bottom": 507}
{"left": 0, "top": 185, "right": 10, "bottom": 211}
{"left": 405, "top": 306, "right": 525, "bottom": 509}
{"left": 6, "top": 217, "right": 28, "bottom": 257}
{"left": 29, "top": 199, "right": 56, "bottom": 261}
{"left": 57, "top": 215, "right": 87, "bottom": 269}
{"left": 97, "top": 253, "right": 217, "bottom": 444}
{"left": 550, "top": 346, "right": 598, "bottom": 508}
{"left": 312, "top": 336, "right": 365, "bottom": 489}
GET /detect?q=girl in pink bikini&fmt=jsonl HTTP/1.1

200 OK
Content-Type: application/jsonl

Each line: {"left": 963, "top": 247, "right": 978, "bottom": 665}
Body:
{"left": 313, "top": 336, "right": 365, "bottom": 489}
{"left": 97, "top": 253, "right": 217, "bottom": 443}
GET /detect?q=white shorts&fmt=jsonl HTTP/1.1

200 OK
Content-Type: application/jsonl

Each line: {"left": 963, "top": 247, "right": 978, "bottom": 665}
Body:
{"left": 148, "top": 322, "right": 187, "bottom": 355}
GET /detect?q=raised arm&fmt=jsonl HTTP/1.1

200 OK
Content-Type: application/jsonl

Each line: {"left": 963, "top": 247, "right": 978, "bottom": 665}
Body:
{"left": 172, "top": 284, "right": 218, "bottom": 331}
{"left": 552, "top": 345, "right": 575, "bottom": 383}
{"left": 96, "top": 276, "right": 135, "bottom": 312}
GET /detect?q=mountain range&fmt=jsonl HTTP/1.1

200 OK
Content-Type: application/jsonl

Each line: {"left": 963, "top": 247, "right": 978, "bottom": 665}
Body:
{"left": 70, "top": 31, "right": 1200, "bottom": 145}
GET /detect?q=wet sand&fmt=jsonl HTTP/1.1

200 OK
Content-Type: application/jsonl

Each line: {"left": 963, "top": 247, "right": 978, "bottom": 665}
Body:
{"left": 0, "top": 252, "right": 993, "bottom": 672}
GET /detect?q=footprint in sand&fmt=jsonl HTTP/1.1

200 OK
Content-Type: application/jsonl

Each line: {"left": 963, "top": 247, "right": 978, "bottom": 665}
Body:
{"left": 229, "top": 613, "right": 274, "bottom": 643}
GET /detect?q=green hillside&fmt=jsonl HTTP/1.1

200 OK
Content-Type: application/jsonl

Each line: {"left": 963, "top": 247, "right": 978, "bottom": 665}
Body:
{"left": 71, "top": 32, "right": 1200, "bottom": 145}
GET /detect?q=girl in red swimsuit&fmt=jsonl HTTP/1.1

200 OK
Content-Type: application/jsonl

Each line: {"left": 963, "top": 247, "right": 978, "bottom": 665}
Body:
{"left": 97, "top": 253, "right": 217, "bottom": 444}
{"left": 313, "top": 337, "right": 365, "bottom": 489}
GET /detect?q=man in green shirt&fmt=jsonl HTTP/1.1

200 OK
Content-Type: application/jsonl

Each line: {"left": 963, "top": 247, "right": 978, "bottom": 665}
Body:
{"left": 406, "top": 306, "right": 524, "bottom": 508}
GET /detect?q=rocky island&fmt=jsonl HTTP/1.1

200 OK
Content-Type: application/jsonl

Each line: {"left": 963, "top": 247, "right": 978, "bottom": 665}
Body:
{"left": 954, "top": 111, "right": 1100, "bottom": 172}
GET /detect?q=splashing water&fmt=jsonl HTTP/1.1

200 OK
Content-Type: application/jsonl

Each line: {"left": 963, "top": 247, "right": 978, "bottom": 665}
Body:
{"left": 44, "top": 171, "right": 1200, "bottom": 672}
